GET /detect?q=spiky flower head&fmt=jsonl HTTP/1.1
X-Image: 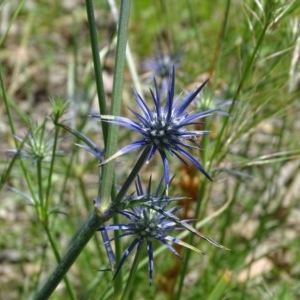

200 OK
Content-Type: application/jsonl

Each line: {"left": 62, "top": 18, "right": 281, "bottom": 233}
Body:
{"left": 92, "top": 67, "right": 217, "bottom": 184}
{"left": 100, "top": 177, "right": 226, "bottom": 284}
{"left": 7, "top": 121, "right": 63, "bottom": 164}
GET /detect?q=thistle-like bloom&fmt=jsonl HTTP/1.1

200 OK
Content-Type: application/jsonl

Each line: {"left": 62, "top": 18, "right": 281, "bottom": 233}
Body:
{"left": 99, "top": 177, "right": 226, "bottom": 284}
{"left": 92, "top": 67, "right": 217, "bottom": 184}
{"left": 7, "top": 122, "right": 63, "bottom": 164}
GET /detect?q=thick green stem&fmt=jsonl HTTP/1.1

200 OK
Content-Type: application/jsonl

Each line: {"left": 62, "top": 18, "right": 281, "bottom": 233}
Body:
{"left": 36, "top": 1, "right": 134, "bottom": 299}
{"left": 43, "top": 225, "right": 76, "bottom": 300}
{"left": 35, "top": 212, "right": 109, "bottom": 299}
{"left": 99, "top": 0, "right": 131, "bottom": 213}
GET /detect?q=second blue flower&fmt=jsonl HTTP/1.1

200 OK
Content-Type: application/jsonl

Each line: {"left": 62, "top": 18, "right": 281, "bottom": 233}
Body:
{"left": 92, "top": 66, "right": 217, "bottom": 184}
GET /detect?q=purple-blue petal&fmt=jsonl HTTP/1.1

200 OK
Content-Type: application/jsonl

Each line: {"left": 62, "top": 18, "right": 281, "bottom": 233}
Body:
{"left": 127, "top": 106, "right": 150, "bottom": 126}
{"left": 133, "top": 89, "right": 153, "bottom": 120}
{"left": 153, "top": 78, "right": 161, "bottom": 118}
{"left": 100, "top": 224, "right": 134, "bottom": 231}
{"left": 175, "top": 147, "right": 212, "bottom": 181}
{"left": 100, "top": 230, "right": 116, "bottom": 268}
{"left": 146, "top": 145, "right": 158, "bottom": 163}
{"left": 113, "top": 140, "right": 148, "bottom": 157}
{"left": 113, "top": 238, "right": 141, "bottom": 280}
{"left": 158, "top": 150, "right": 170, "bottom": 185}
{"left": 166, "top": 66, "right": 175, "bottom": 122}
{"left": 175, "top": 79, "right": 209, "bottom": 116}
{"left": 181, "top": 108, "right": 219, "bottom": 124}
{"left": 156, "top": 236, "right": 181, "bottom": 257}
{"left": 147, "top": 241, "right": 154, "bottom": 285}
{"left": 99, "top": 115, "right": 146, "bottom": 133}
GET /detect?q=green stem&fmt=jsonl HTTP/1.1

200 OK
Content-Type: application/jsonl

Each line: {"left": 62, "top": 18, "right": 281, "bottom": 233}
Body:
{"left": 35, "top": 212, "right": 109, "bottom": 299}
{"left": 175, "top": 183, "right": 207, "bottom": 299}
{"left": 108, "top": 0, "right": 143, "bottom": 97}
{"left": 99, "top": 0, "right": 131, "bottom": 213}
{"left": 121, "top": 240, "right": 145, "bottom": 300}
{"left": 0, "top": 62, "right": 16, "bottom": 137}
{"left": 36, "top": 160, "right": 44, "bottom": 213}
{"left": 0, "top": 64, "right": 27, "bottom": 191}
{"left": 0, "top": 0, "right": 26, "bottom": 47}
{"left": 208, "top": 0, "right": 231, "bottom": 77}
{"left": 45, "top": 117, "right": 60, "bottom": 212}
{"left": 0, "top": 63, "right": 37, "bottom": 204}
{"left": 36, "top": 1, "right": 132, "bottom": 298}
{"left": 43, "top": 225, "right": 77, "bottom": 300}
{"left": 0, "top": 152, "right": 18, "bottom": 192}
{"left": 85, "top": 0, "right": 108, "bottom": 140}
{"left": 113, "top": 212, "right": 123, "bottom": 299}
{"left": 209, "top": 7, "right": 271, "bottom": 168}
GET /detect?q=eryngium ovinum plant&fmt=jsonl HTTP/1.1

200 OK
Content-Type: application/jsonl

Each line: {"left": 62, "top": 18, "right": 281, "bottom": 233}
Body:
{"left": 35, "top": 67, "right": 227, "bottom": 300}
{"left": 83, "top": 67, "right": 227, "bottom": 286}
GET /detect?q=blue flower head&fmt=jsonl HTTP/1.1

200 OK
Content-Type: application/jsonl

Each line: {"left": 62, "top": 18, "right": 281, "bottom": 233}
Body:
{"left": 100, "top": 177, "right": 226, "bottom": 284}
{"left": 92, "top": 67, "right": 217, "bottom": 184}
